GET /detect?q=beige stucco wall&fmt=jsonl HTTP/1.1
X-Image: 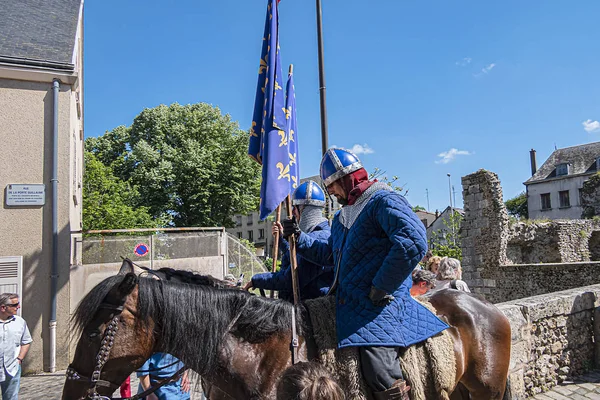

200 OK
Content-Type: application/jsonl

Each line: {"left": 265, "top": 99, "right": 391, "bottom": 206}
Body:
{"left": 0, "top": 77, "right": 78, "bottom": 373}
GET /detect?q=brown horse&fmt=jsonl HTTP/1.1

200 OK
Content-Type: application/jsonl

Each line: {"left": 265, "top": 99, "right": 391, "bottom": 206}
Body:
{"left": 62, "top": 262, "right": 511, "bottom": 400}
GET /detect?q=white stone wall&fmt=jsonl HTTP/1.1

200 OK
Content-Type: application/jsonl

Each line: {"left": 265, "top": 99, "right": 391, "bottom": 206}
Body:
{"left": 527, "top": 176, "right": 589, "bottom": 220}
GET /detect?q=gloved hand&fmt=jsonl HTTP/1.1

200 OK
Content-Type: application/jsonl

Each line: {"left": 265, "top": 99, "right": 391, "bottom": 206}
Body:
{"left": 369, "top": 286, "right": 395, "bottom": 307}
{"left": 282, "top": 217, "right": 301, "bottom": 238}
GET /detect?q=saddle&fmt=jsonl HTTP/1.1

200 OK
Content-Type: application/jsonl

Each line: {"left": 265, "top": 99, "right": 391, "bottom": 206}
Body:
{"left": 304, "top": 296, "right": 456, "bottom": 400}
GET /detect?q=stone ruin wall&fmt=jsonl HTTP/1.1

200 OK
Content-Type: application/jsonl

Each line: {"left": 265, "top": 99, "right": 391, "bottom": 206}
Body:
{"left": 461, "top": 169, "right": 600, "bottom": 303}
{"left": 499, "top": 284, "right": 600, "bottom": 398}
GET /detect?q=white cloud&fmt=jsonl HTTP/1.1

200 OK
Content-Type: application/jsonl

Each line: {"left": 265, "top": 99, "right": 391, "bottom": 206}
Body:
{"left": 473, "top": 63, "right": 496, "bottom": 77}
{"left": 435, "top": 148, "right": 472, "bottom": 164}
{"left": 583, "top": 119, "right": 600, "bottom": 133}
{"left": 350, "top": 143, "right": 375, "bottom": 155}
{"left": 455, "top": 57, "right": 472, "bottom": 67}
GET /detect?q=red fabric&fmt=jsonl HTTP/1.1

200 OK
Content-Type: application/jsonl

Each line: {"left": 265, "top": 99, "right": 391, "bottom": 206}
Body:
{"left": 120, "top": 376, "right": 131, "bottom": 397}
{"left": 341, "top": 168, "right": 376, "bottom": 206}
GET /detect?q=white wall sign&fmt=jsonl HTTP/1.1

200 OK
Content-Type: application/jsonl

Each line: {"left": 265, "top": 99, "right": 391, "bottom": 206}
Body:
{"left": 5, "top": 184, "right": 46, "bottom": 206}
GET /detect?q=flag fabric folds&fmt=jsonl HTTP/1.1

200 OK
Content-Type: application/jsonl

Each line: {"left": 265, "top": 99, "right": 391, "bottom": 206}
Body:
{"left": 249, "top": 0, "right": 299, "bottom": 220}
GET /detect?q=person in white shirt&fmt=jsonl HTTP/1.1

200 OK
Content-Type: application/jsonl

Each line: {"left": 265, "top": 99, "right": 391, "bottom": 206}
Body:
{"left": 0, "top": 293, "right": 32, "bottom": 400}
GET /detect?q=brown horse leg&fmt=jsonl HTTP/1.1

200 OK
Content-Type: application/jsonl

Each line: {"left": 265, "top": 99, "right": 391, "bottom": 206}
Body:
{"left": 430, "top": 290, "right": 511, "bottom": 400}
{"left": 450, "top": 383, "right": 470, "bottom": 400}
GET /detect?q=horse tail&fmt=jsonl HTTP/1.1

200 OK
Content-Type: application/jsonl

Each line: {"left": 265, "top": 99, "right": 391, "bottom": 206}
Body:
{"left": 502, "top": 375, "right": 513, "bottom": 400}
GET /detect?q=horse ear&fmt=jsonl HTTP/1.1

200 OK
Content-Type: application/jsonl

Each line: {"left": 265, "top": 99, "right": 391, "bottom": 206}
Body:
{"left": 118, "top": 258, "right": 135, "bottom": 275}
{"left": 117, "top": 273, "right": 138, "bottom": 298}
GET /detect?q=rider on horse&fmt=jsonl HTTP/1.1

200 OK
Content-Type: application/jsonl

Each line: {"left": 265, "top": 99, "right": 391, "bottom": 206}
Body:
{"left": 282, "top": 148, "right": 449, "bottom": 400}
{"left": 246, "top": 180, "right": 334, "bottom": 301}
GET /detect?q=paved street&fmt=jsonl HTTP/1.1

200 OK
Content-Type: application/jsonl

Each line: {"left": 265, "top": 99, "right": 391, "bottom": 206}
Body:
{"left": 532, "top": 371, "right": 600, "bottom": 400}
{"left": 12, "top": 369, "right": 600, "bottom": 399}
{"left": 16, "top": 371, "right": 206, "bottom": 399}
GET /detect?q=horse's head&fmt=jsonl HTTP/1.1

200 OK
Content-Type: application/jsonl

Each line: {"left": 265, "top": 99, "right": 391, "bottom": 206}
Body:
{"left": 62, "top": 259, "right": 154, "bottom": 400}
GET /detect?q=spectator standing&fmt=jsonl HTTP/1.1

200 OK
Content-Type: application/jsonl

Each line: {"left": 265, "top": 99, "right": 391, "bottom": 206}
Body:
{"left": 430, "top": 257, "right": 470, "bottom": 293}
{"left": 137, "top": 353, "right": 190, "bottom": 400}
{"left": 410, "top": 270, "right": 436, "bottom": 297}
{"left": 0, "top": 293, "right": 32, "bottom": 400}
{"left": 426, "top": 256, "right": 442, "bottom": 275}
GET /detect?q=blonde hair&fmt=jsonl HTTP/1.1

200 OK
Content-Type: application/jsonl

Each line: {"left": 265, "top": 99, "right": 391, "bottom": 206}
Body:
{"left": 426, "top": 256, "right": 442, "bottom": 271}
{"left": 277, "top": 362, "right": 345, "bottom": 400}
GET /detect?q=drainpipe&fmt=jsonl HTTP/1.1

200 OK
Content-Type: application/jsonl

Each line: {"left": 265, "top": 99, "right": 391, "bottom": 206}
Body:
{"left": 49, "top": 79, "right": 60, "bottom": 372}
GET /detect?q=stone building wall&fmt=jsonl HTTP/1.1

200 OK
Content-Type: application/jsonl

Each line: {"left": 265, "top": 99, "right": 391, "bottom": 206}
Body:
{"left": 461, "top": 170, "right": 600, "bottom": 303}
{"left": 460, "top": 170, "right": 509, "bottom": 296}
{"left": 498, "top": 284, "right": 600, "bottom": 398}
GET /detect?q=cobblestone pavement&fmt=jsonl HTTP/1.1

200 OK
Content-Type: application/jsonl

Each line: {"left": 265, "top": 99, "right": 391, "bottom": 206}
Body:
{"left": 16, "top": 370, "right": 206, "bottom": 399}
{"left": 14, "top": 369, "right": 600, "bottom": 399}
{"left": 532, "top": 370, "right": 600, "bottom": 400}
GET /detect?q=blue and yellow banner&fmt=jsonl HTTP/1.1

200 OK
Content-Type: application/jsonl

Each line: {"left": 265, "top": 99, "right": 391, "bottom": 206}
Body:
{"left": 249, "top": 0, "right": 299, "bottom": 220}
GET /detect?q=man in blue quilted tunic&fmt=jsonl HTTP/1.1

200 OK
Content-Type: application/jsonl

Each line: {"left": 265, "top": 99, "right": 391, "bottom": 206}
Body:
{"left": 282, "top": 148, "right": 448, "bottom": 400}
{"left": 247, "top": 180, "right": 333, "bottom": 301}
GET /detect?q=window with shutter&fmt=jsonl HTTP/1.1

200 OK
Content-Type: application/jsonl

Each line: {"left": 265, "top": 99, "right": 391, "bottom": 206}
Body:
{"left": 0, "top": 257, "right": 23, "bottom": 316}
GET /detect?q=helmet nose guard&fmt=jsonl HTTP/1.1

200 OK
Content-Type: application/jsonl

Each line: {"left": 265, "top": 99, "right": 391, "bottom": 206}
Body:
{"left": 320, "top": 148, "right": 363, "bottom": 187}
{"left": 292, "top": 180, "right": 326, "bottom": 207}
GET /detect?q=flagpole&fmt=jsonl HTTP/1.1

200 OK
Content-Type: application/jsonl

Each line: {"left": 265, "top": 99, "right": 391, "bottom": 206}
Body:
{"left": 316, "top": 0, "right": 328, "bottom": 155}
{"left": 270, "top": 204, "right": 281, "bottom": 298}
{"left": 285, "top": 195, "right": 301, "bottom": 305}
{"left": 316, "top": 0, "right": 332, "bottom": 218}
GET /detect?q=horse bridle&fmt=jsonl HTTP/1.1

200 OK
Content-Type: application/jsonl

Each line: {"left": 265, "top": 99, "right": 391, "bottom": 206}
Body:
{"left": 66, "top": 299, "right": 184, "bottom": 400}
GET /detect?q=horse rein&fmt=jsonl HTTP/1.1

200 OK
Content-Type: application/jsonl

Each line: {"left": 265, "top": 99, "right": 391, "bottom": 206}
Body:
{"left": 66, "top": 288, "right": 185, "bottom": 400}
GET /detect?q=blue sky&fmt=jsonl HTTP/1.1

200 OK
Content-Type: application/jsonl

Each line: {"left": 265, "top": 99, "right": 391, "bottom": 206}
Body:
{"left": 84, "top": 0, "right": 600, "bottom": 213}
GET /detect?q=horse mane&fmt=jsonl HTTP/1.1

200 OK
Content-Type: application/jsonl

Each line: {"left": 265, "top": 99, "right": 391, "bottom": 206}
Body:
{"left": 72, "top": 272, "right": 304, "bottom": 376}
{"left": 150, "top": 267, "right": 232, "bottom": 288}
{"left": 136, "top": 277, "right": 303, "bottom": 375}
{"left": 71, "top": 274, "right": 127, "bottom": 333}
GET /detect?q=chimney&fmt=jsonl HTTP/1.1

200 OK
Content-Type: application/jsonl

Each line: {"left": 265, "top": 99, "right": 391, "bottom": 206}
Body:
{"left": 530, "top": 149, "right": 537, "bottom": 176}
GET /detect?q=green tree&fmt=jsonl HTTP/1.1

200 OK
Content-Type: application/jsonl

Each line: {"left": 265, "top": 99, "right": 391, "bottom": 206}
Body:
{"left": 83, "top": 152, "right": 159, "bottom": 231}
{"left": 429, "top": 210, "right": 463, "bottom": 260}
{"left": 505, "top": 192, "right": 528, "bottom": 220}
{"left": 86, "top": 103, "right": 261, "bottom": 228}
{"left": 412, "top": 205, "right": 426, "bottom": 212}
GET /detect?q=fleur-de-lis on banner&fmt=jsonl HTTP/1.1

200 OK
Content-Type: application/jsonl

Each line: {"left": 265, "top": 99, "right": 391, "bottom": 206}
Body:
{"left": 283, "top": 106, "right": 291, "bottom": 120}
{"left": 292, "top": 176, "right": 298, "bottom": 189}
{"left": 275, "top": 80, "right": 282, "bottom": 91}
{"left": 289, "top": 129, "right": 294, "bottom": 142}
{"left": 258, "top": 56, "right": 267, "bottom": 75}
{"left": 289, "top": 152, "right": 296, "bottom": 166}
{"left": 278, "top": 130, "right": 288, "bottom": 147}
{"left": 250, "top": 121, "right": 258, "bottom": 137}
{"left": 276, "top": 162, "right": 291, "bottom": 181}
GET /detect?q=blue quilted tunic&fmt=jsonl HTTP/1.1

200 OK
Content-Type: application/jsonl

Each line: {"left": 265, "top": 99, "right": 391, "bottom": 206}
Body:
{"left": 252, "top": 221, "right": 333, "bottom": 301}
{"left": 296, "top": 188, "right": 449, "bottom": 348}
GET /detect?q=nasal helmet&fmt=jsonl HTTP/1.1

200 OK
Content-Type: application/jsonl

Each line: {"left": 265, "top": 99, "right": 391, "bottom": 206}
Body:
{"left": 320, "top": 148, "right": 363, "bottom": 187}
{"left": 292, "top": 180, "right": 326, "bottom": 207}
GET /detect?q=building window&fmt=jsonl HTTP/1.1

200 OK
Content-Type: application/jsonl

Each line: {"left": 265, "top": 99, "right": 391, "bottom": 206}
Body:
{"left": 580, "top": 188, "right": 584, "bottom": 205}
{"left": 258, "top": 229, "right": 265, "bottom": 239}
{"left": 247, "top": 215, "right": 253, "bottom": 225}
{"left": 237, "top": 232, "right": 242, "bottom": 239}
{"left": 248, "top": 231, "right": 254, "bottom": 241}
{"left": 541, "top": 193, "right": 551, "bottom": 210}
{"left": 556, "top": 163, "right": 569, "bottom": 176}
{"left": 236, "top": 216, "right": 242, "bottom": 227}
{"left": 559, "top": 190, "right": 570, "bottom": 208}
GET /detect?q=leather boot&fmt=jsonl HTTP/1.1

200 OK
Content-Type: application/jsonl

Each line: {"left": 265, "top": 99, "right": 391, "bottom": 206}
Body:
{"left": 373, "top": 379, "right": 411, "bottom": 400}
